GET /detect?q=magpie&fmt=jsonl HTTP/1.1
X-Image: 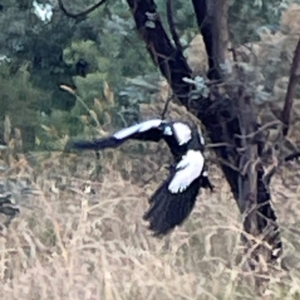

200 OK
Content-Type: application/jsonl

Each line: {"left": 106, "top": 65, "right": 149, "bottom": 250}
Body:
{"left": 68, "top": 119, "right": 213, "bottom": 237}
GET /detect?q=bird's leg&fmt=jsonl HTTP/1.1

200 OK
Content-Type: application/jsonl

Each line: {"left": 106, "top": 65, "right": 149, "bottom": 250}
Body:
{"left": 201, "top": 174, "right": 214, "bottom": 192}
{"left": 164, "top": 163, "right": 176, "bottom": 173}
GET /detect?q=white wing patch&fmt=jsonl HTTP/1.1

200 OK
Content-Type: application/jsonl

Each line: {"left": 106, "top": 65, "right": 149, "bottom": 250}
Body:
{"left": 173, "top": 122, "right": 192, "bottom": 145}
{"left": 113, "top": 119, "right": 162, "bottom": 140}
{"left": 168, "top": 150, "right": 204, "bottom": 193}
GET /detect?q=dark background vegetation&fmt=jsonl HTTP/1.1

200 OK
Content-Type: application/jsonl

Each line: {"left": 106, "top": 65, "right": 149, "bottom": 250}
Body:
{"left": 0, "top": 0, "right": 294, "bottom": 150}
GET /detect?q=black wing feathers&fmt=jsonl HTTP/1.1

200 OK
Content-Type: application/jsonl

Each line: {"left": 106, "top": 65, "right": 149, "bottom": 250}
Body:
{"left": 143, "top": 175, "right": 201, "bottom": 237}
{"left": 71, "top": 136, "right": 122, "bottom": 150}
{"left": 128, "top": 128, "right": 164, "bottom": 143}
{"left": 71, "top": 127, "right": 164, "bottom": 151}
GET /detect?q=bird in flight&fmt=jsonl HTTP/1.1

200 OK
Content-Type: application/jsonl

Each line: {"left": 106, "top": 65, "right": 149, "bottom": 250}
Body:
{"left": 68, "top": 119, "right": 213, "bottom": 237}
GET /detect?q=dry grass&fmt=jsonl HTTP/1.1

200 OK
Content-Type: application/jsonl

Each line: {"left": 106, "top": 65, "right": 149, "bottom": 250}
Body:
{"left": 0, "top": 147, "right": 299, "bottom": 300}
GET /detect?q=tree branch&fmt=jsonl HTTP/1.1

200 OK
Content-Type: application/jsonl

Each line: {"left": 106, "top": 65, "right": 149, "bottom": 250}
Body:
{"left": 126, "top": 0, "right": 192, "bottom": 106}
{"left": 285, "top": 151, "right": 300, "bottom": 162}
{"left": 166, "top": 0, "right": 183, "bottom": 53}
{"left": 58, "top": 0, "right": 107, "bottom": 19}
{"left": 161, "top": 95, "right": 174, "bottom": 120}
{"left": 191, "top": 0, "right": 229, "bottom": 80}
{"left": 281, "top": 35, "right": 300, "bottom": 136}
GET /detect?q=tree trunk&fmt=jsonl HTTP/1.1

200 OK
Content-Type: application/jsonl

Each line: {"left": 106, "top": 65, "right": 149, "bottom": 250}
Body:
{"left": 191, "top": 0, "right": 230, "bottom": 80}
{"left": 126, "top": 0, "right": 282, "bottom": 264}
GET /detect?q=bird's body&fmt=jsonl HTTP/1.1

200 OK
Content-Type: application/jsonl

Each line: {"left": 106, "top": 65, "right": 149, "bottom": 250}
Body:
{"left": 69, "top": 118, "right": 213, "bottom": 236}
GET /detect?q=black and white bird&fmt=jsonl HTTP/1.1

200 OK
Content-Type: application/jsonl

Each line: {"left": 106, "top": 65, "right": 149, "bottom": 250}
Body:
{"left": 68, "top": 119, "right": 213, "bottom": 237}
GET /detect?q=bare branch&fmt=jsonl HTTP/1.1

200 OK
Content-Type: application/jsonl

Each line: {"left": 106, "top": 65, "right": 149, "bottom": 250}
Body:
{"left": 58, "top": 0, "right": 107, "bottom": 19}
{"left": 165, "top": 0, "right": 192, "bottom": 77}
{"left": 281, "top": 35, "right": 300, "bottom": 136}
{"left": 235, "top": 120, "right": 281, "bottom": 140}
{"left": 206, "top": 142, "right": 233, "bottom": 148}
{"left": 206, "top": 157, "right": 241, "bottom": 172}
{"left": 161, "top": 95, "right": 174, "bottom": 120}
{"left": 166, "top": 0, "right": 183, "bottom": 53}
{"left": 284, "top": 151, "right": 300, "bottom": 162}
{"left": 191, "top": 0, "right": 229, "bottom": 80}
{"left": 263, "top": 155, "right": 279, "bottom": 186}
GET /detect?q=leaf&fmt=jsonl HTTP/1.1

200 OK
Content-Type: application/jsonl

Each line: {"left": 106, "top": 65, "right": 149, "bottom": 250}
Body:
{"left": 93, "top": 98, "right": 103, "bottom": 114}
{"left": 103, "top": 112, "right": 112, "bottom": 125}
{"left": 40, "top": 124, "right": 52, "bottom": 133}
{"left": 14, "top": 128, "right": 22, "bottom": 140}
{"left": 254, "top": 0, "right": 263, "bottom": 8}
{"left": 103, "top": 81, "right": 115, "bottom": 105}
{"left": 4, "top": 115, "right": 11, "bottom": 144}
{"left": 89, "top": 109, "right": 101, "bottom": 128}
{"left": 127, "top": 76, "right": 159, "bottom": 91}
{"left": 40, "top": 125, "right": 58, "bottom": 138}
{"left": 60, "top": 85, "right": 76, "bottom": 96}
{"left": 35, "top": 137, "right": 41, "bottom": 146}
{"left": 80, "top": 115, "right": 89, "bottom": 125}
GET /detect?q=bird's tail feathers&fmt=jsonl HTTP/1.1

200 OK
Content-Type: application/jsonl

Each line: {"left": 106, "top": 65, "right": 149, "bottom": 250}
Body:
{"left": 143, "top": 179, "right": 200, "bottom": 237}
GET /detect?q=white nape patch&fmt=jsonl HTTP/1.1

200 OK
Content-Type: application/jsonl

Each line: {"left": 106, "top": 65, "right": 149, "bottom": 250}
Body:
{"left": 168, "top": 150, "right": 204, "bottom": 193}
{"left": 113, "top": 119, "right": 162, "bottom": 140}
{"left": 163, "top": 126, "right": 172, "bottom": 136}
{"left": 173, "top": 122, "right": 192, "bottom": 146}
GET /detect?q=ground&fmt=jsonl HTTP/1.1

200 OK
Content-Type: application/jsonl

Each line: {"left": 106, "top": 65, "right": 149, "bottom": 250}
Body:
{"left": 0, "top": 143, "right": 299, "bottom": 300}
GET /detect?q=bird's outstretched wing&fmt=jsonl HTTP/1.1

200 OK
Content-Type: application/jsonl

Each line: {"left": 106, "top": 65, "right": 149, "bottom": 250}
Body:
{"left": 69, "top": 119, "right": 166, "bottom": 151}
{"left": 143, "top": 150, "right": 206, "bottom": 237}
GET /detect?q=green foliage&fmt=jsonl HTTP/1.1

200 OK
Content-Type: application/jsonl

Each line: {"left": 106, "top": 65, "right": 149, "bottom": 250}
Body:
{"left": 229, "top": 0, "right": 292, "bottom": 44}
{"left": 156, "top": 0, "right": 197, "bottom": 42}
{"left": 34, "top": 78, "right": 142, "bottom": 151}
{"left": 0, "top": 63, "right": 47, "bottom": 144}
{"left": 63, "top": 40, "right": 104, "bottom": 71}
{"left": 73, "top": 72, "right": 108, "bottom": 106}
{"left": 0, "top": 0, "right": 158, "bottom": 150}
{"left": 0, "top": 0, "right": 295, "bottom": 151}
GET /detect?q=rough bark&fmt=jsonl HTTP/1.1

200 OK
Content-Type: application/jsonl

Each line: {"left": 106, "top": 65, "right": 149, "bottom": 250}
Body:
{"left": 281, "top": 36, "right": 300, "bottom": 136}
{"left": 126, "top": 0, "right": 282, "bottom": 263}
{"left": 191, "top": 0, "right": 230, "bottom": 80}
